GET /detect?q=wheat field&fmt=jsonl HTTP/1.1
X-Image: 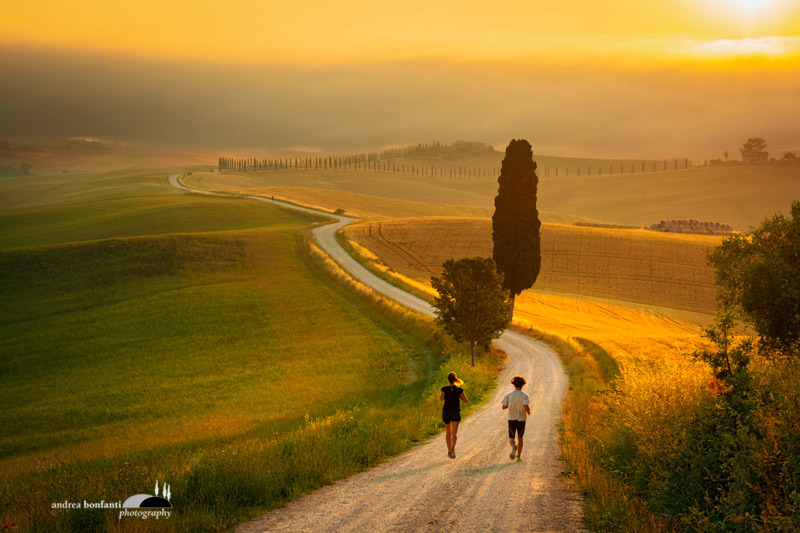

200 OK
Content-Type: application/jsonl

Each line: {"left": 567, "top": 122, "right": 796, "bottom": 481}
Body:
{"left": 342, "top": 230, "right": 712, "bottom": 387}
{"left": 344, "top": 217, "right": 722, "bottom": 315}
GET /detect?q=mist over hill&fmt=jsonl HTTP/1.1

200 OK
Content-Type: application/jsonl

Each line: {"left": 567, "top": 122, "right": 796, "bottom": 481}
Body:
{"left": 2, "top": 44, "right": 799, "bottom": 159}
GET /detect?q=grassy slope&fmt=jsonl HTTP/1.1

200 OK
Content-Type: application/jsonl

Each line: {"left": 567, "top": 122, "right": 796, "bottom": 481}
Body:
{"left": 0, "top": 170, "right": 180, "bottom": 210}
{"left": 0, "top": 193, "right": 310, "bottom": 249}
{"left": 0, "top": 194, "right": 387, "bottom": 470}
{"left": 0, "top": 179, "right": 501, "bottom": 531}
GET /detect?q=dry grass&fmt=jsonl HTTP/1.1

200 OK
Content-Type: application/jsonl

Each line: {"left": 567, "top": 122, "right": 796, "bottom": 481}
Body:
{"left": 182, "top": 172, "right": 593, "bottom": 224}
{"left": 344, "top": 217, "right": 722, "bottom": 315}
{"left": 538, "top": 164, "right": 800, "bottom": 230}
{"left": 511, "top": 292, "right": 706, "bottom": 364}
{"left": 186, "top": 163, "right": 800, "bottom": 230}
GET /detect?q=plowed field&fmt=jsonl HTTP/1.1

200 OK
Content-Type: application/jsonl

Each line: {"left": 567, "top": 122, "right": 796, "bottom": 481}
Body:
{"left": 344, "top": 217, "right": 722, "bottom": 315}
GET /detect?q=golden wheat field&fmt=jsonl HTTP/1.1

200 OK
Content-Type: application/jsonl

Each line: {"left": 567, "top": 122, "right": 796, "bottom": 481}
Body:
{"left": 343, "top": 217, "right": 722, "bottom": 315}
{"left": 344, "top": 233, "right": 713, "bottom": 410}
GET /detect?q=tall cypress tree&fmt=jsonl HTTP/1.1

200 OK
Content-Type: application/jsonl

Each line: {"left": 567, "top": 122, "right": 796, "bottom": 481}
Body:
{"left": 491, "top": 139, "right": 541, "bottom": 318}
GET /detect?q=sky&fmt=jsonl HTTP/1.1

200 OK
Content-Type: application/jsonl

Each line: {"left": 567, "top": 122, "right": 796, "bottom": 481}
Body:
{"left": 1, "top": 0, "right": 799, "bottom": 157}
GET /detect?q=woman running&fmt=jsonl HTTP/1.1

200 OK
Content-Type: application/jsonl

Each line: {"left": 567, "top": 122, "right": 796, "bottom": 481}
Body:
{"left": 440, "top": 372, "right": 468, "bottom": 458}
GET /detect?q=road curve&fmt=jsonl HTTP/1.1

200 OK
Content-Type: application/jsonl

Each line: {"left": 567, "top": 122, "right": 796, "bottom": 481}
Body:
{"left": 168, "top": 174, "right": 584, "bottom": 531}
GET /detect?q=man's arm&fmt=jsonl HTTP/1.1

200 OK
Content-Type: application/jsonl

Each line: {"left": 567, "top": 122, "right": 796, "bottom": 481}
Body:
{"left": 524, "top": 405, "right": 531, "bottom": 415}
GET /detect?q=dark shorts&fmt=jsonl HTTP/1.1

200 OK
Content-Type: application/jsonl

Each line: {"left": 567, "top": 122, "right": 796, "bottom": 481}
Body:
{"left": 442, "top": 411, "right": 461, "bottom": 424}
{"left": 508, "top": 420, "right": 526, "bottom": 438}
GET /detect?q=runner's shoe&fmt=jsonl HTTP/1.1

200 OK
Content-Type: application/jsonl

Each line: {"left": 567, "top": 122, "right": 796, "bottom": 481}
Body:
{"left": 516, "top": 456, "right": 522, "bottom": 462}
{"left": 509, "top": 445, "right": 517, "bottom": 460}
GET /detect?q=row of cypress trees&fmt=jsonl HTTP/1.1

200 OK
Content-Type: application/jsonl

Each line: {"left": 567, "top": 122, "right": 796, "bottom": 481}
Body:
{"left": 218, "top": 155, "right": 499, "bottom": 177}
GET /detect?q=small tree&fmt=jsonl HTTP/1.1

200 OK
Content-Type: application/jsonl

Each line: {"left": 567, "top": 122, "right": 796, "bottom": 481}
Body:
{"left": 708, "top": 200, "right": 800, "bottom": 355}
{"left": 431, "top": 257, "right": 511, "bottom": 365}
{"left": 492, "top": 139, "right": 542, "bottom": 318}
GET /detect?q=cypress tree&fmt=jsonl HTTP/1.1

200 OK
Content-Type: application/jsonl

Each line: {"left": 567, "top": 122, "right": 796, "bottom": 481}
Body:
{"left": 491, "top": 139, "right": 541, "bottom": 318}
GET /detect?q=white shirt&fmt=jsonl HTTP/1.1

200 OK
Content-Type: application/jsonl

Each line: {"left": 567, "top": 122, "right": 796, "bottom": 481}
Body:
{"left": 502, "top": 389, "right": 530, "bottom": 421}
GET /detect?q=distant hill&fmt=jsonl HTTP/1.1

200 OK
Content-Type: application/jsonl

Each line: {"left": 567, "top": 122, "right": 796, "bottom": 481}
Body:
{"left": 387, "top": 140, "right": 679, "bottom": 176}
{"left": 538, "top": 165, "right": 800, "bottom": 230}
{"left": 207, "top": 147, "right": 798, "bottom": 230}
{"left": 0, "top": 138, "right": 216, "bottom": 173}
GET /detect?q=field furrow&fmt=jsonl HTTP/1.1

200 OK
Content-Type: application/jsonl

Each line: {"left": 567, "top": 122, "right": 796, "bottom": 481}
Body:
{"left": 345, "top": 217, "right": 721, "bottom": 315}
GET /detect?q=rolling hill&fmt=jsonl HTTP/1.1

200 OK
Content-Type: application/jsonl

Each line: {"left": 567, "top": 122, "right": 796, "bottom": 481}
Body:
{"left": 1, "top": 175, "right": 493, "bottom": 531}
{"left": 188, "top": 161, "right": 799, "bottom": 230}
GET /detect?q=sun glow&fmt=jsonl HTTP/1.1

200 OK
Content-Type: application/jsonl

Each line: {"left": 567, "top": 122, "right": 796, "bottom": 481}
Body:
{"left": 714, "top": 0, "right": 789, "bottom": 22}
{"left": 733, "top": 0, "right": 773, "bottom": 11}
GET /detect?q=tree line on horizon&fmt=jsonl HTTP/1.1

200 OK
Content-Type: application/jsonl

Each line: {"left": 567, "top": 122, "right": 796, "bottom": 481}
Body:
{"left": 218, "top": 145, "right": 693, "bottom": 179}
{"left": 218, "top": 154, "right": 501, "bottom": 178}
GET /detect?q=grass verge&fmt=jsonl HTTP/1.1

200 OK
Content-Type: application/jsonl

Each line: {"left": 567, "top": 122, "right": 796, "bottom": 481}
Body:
{"left": 334, "top": 230, "right": 437, "bottom": 305}
{"left": 511, "top": 324, "right": 655, "bottom": 531}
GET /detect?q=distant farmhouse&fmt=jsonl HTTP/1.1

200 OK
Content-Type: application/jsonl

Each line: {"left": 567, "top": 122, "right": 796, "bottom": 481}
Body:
{"left": 740, "top": 137, "right": 769, "bottom": 164}
{"left": 741, "top": 149, "right": 769, "bottom": 164}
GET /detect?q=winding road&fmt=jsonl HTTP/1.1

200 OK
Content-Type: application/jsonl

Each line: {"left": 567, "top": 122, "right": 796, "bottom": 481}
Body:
{"left": 169, "top": 174, "right": 584, "bottom": 532}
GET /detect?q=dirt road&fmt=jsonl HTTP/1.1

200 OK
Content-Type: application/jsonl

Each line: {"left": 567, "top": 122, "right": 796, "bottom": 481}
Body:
{"left": 169, "top": 174, "right": 584, "bottom": 531}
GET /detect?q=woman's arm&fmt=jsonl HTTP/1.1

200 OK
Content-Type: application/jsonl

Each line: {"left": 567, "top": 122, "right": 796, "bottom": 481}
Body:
{"left": 439, "top": 390, "right": 445, "bottom": 402}
{"left": 460, "top": 392, "right": 468, "bottom": 404}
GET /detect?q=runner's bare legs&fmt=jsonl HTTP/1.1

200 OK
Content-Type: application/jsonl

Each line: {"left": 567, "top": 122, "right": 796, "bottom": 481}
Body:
{"left": 450, "top": 421, "right": 459, "bottom": 454}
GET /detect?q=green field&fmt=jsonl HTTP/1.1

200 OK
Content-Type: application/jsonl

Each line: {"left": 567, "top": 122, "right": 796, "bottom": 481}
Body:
{"left": 0, "top": 173, "right": 501, "bottom": 531}
{"left": 0, "top": 193, "right": 312, "bottom": 249}
{"left": 0, "top": 170, "right": 179, "bottom": 209}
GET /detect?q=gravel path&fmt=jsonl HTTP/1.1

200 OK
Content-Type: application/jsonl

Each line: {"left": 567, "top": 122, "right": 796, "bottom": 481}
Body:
{"left": 169, "top": 174, "right": 584, "bottom": 532}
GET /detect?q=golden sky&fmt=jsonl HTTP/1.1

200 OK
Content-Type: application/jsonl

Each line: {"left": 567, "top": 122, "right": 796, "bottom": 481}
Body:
{"left": 2, "top": 1, "right": 799, "bottom": 154}
{"left": 3, "top": 0, "right": 800, "bottom": 65}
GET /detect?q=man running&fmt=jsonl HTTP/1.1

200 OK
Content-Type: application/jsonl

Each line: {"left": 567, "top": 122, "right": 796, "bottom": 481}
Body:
{"left": 501, "top": 375, "right": 530, "bottom": 462}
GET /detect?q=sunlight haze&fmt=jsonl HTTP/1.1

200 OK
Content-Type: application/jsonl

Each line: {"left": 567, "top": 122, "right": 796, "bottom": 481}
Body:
{"left": 1, "top": 0, "right": 799, "bottom": 155}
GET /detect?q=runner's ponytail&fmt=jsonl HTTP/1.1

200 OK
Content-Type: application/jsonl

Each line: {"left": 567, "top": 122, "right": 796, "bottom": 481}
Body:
{"left": 447, "top": 372, "right": 463, "bottom": 387}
